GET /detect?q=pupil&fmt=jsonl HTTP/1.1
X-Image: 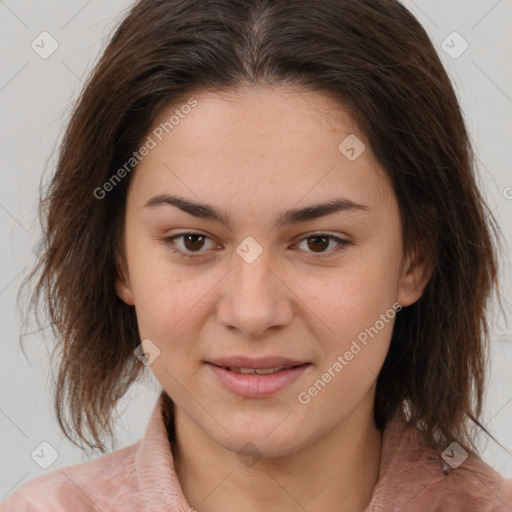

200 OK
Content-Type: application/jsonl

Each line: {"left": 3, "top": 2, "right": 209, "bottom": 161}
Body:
{"left": 308, "top": 236, "right": 328, "bottom": 252}
{"left": 184, "top": 234, "right": 204, "bottom": 251}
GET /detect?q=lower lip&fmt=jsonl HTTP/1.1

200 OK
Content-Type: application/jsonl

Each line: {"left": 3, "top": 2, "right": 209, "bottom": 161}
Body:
{"left": 206, "top": 363, "right": 310, "bottom": 398}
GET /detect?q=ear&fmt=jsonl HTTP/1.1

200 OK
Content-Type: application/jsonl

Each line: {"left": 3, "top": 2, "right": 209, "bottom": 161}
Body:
{"left": 114, "top": 248, "right": 135, "bottom": 306}
{"left": 397, "top": 242, "right": 433, "bottom": 308}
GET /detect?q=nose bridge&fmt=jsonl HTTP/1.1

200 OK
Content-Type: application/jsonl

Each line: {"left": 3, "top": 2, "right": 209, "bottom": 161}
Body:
{"left": 217, "top": 236, "right": 291, "bottom": 337}
{"left": 233, "top": 236, "right": 280, "bottom": 304}
{"left": 234, "top": 243, "right": 275, "bottom": 295}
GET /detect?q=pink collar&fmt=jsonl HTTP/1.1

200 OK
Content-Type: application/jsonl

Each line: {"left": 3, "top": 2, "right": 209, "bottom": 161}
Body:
{"left": 135, "top": 392, "right": 512, "bottom": 511}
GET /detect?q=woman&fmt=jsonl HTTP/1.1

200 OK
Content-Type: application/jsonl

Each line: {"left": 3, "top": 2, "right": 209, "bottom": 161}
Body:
{"left": 2, "top": 0, "right": 511, "bottom": 510}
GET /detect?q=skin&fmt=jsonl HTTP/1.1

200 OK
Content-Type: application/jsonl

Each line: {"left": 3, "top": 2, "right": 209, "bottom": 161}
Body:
{"left": 115, "top": 85, "right": 432, "bottom": 512}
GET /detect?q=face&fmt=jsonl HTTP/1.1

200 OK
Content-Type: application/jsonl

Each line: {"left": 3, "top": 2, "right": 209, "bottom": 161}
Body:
{"left": 115, "top": 85, "right": 430, "bottom": 458}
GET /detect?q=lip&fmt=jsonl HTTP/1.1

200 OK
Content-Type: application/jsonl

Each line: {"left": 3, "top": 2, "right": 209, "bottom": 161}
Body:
{"left": 205, "top": 357, "right": 311, "bottom": 398}
{"left": 207, "top": 356, "right": 308, "bottom": 369}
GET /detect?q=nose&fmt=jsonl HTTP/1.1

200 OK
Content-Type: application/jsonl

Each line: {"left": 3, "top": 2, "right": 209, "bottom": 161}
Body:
{"left": 215, "top": 243, "right": 294, "bottom": 339}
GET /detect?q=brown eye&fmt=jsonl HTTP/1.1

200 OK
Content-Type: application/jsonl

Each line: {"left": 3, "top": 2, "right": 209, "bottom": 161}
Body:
{"left": 164, "top": 231, "right": 350, "bottom": 260}
{"left": 295, "top": 233, "right": 351, "bottom": 258}
{"left": 182, "top": 233, "right": 206, "bottom": 252}
{"left": 164, "top": 232, "right": 218, "bottom": 259}
{"left": 306, "top": 235, "right": 330, "bottom": 253}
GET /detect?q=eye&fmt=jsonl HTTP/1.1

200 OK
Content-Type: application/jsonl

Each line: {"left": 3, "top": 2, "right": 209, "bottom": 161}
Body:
{"left": 164, "top": 231, "right": 219, "bottom": 259}
{"left": 294, "top": 233, "right": 351, "bottom": 258}
{"left": 163, "top": 231, "right": 351, "bottom": 259}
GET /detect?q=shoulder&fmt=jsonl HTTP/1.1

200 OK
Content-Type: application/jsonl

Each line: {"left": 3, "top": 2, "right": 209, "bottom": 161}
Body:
{"left": 409, "top": 450, "right": 512, "bottom": 511}
{"left": 0, "top": 441, "right": 142, "bottom": 512}
{"left": 369, "top": 412, "right": 512, "bottom": 511}
{"left": 0, "top": 393, "right": 185, "bottom": 511}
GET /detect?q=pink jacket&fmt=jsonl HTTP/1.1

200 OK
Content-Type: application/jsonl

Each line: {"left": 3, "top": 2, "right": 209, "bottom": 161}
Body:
{"left": 2, "top": 393, "right": 511, "bottom": 511}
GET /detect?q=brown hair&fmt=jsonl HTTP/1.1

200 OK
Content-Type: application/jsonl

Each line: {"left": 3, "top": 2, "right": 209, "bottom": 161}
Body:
{"left": 20, "top": 0, "right": 505, "bottom": 454}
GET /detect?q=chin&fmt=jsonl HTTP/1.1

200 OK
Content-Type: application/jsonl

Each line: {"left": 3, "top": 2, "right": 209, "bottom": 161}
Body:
{"left": 226, "top": 432, "right": 307, "bottom": 462}
{"left": 211, "top": 412, "right": 315, "bottom": 460}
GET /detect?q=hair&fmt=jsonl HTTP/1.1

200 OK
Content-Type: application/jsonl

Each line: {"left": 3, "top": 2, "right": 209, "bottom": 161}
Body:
{"left": 19, "top": 0, "right": 505, "bottom": 455}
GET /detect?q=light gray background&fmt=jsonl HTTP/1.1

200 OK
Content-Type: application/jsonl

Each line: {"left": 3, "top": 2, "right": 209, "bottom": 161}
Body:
{"left": 1, "top": 0, "right": 511, "bottom": 501}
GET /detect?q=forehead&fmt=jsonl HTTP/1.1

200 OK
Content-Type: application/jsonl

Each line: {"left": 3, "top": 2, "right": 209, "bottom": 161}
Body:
{"left": 128, "top": 85, "right": 395, "bottom": 216}
{"left": 150, "top": 85, "right": 361, "bottom": 151}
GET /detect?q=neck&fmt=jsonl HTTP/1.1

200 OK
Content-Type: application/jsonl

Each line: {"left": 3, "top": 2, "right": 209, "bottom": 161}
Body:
{"left": 172, "top": 397, "right": 382, "bottom": 512}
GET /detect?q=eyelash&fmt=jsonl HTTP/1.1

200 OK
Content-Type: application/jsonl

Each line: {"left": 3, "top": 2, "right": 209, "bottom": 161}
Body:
{"left": 163, "top": 231, "right": 351, "bottom": 260}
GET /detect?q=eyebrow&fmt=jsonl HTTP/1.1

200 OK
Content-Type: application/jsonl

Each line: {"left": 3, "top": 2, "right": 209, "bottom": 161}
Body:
{"left": 144, "top": 194, "right": 369, "bottom": 230}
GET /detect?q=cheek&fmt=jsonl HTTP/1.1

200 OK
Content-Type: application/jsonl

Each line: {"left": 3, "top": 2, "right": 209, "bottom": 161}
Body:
{"left": 133, "top": 277, "right": 205, "bottom": 349}
{"left": 295, "top": 270, "right": 398, "bottom": 425}
{"left": 305, "top": 253, "right": 400, "bottom": 344}
{"left": 126, "top": 234, "right": 201, "bottom": 336}
{"left": 298, "top": 247, "right": 400, "bottom": 402}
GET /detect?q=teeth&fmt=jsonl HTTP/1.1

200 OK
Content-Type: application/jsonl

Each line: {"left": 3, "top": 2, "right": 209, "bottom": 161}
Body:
{"left": 228, "top": 366, "right": 289, "bottom": 374}
{"left": 255, "top": 367, "right": 285, "bottom": 374}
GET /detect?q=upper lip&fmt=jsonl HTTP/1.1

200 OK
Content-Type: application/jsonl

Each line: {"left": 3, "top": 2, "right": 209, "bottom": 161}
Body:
{"left": 207, "top": 356, "right": 309, "bottom": 369}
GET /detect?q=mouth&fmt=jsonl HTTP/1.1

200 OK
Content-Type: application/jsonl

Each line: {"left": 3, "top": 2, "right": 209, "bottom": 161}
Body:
{"left": 212, "top": 364, "right": 308, "bottom": 375}
{"left": 205, "top": 358, "right": 311, "bottom": 398}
